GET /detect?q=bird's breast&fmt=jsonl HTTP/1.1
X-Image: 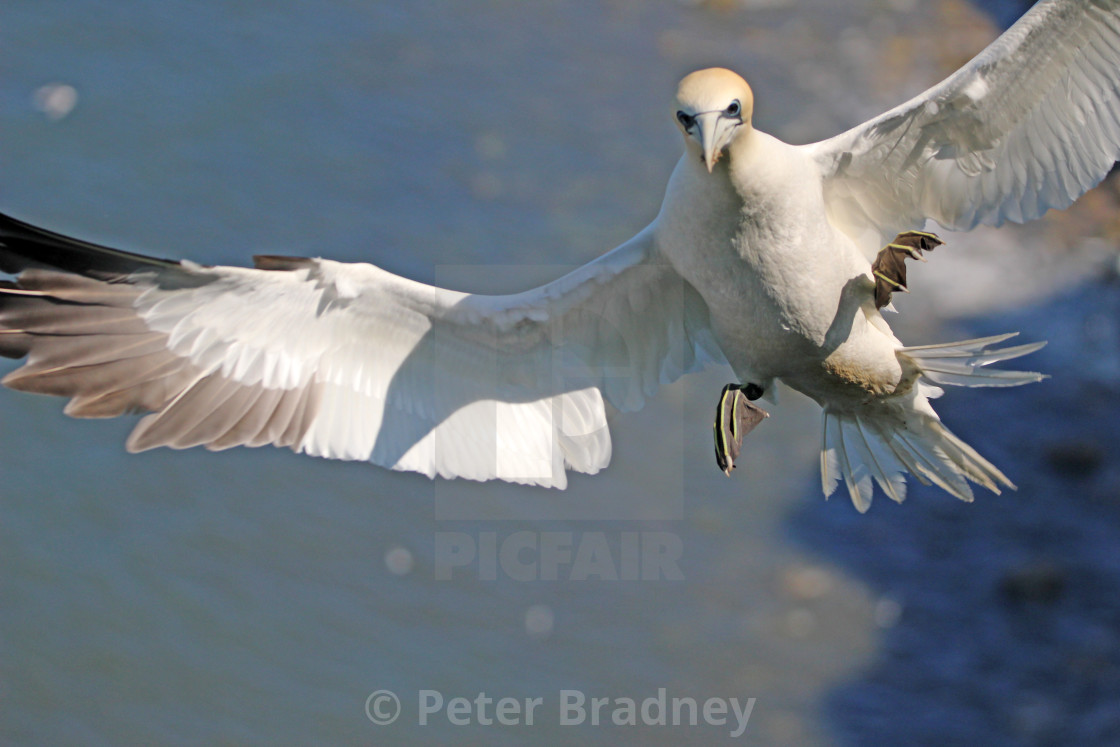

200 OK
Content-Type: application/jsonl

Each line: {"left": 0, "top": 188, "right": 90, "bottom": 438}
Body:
{"left": 656, "top": 151, "right": 880, "bottom": 384}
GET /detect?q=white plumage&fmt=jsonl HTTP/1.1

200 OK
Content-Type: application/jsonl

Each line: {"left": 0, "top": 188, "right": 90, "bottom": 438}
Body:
{"left": 0, "top": 0, "right": 1117, "bottom": 510}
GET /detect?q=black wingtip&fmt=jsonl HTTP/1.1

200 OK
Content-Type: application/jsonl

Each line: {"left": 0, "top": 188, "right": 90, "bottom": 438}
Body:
{"left": 0, "top": 211, "right": 182, "bottom": 277}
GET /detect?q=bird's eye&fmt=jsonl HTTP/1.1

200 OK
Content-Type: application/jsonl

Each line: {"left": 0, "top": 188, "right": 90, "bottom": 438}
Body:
{"left": 725, "top": 100, "right": 741, "bottom": 117}
{"left": 676, "top": 110, "right": 695, "bottom": 129}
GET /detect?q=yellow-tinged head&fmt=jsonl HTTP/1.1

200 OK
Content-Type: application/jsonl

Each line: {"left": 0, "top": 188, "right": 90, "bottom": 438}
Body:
{"left": 673, "top": 68, "right": 754, "bottom": 173}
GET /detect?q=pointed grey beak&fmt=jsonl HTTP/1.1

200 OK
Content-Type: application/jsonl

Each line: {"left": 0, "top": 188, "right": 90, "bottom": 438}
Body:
{"left": 697, "top": 112, "right": 726, "bottom": 173}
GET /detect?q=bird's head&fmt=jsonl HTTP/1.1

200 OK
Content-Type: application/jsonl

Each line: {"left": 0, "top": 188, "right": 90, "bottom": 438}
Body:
{"left": 673, "top": 68, "right": 754, "bottom": 173}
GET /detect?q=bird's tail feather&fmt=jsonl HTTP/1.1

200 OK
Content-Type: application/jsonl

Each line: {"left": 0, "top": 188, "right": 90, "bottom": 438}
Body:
{"left": 899, "top": 332, "right": 1047, "bottom": 388}
{"left": 821, "top": 405, "right": 1012, "bottom": 512}
{"left": 821, "top": 333, "right": 1045, "bottom": 512}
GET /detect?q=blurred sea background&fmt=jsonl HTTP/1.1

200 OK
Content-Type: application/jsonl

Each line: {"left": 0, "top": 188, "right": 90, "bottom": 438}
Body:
{"left": 4, "top": 0, "right": 1120, "bottom": 744}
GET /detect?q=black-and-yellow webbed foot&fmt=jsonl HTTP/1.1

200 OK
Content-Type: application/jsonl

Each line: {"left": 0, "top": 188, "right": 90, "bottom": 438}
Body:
{"left": 872, "top": 230, "right": 943, "bottom": 309}
{"left": 714, "top": 383, "right": 768, "bottom": 476}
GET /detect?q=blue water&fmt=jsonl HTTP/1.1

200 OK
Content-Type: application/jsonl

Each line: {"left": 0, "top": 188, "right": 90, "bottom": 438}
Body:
{"left": 0, "top": 1, "right": 1100, "bottom": 745}
{"left": 793, "top": 282, "right": 1120, "bottom": 745}
{"left": 0, "top": 3, "right": 838, "bottom": 744}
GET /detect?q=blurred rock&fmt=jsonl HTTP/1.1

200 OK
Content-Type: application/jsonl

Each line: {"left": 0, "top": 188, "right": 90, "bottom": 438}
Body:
{"left": 998, "top": 561, "right": 1067, "bottom": 605}
{"left": 1044, "top": 440, "right": 1105, "bottom": 478}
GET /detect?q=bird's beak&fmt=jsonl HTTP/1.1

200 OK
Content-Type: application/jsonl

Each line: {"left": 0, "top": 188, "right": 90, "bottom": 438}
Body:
{"left": 697, "top": 112, "right": 729, "bottom": 173}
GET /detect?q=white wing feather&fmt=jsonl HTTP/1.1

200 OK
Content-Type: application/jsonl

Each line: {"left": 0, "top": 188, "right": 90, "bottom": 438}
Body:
{"left": 807, "top": 0, "right": 1120, "bottom": 257}
{"left": 0, "top": 221, "right": 721, "bottom": 488}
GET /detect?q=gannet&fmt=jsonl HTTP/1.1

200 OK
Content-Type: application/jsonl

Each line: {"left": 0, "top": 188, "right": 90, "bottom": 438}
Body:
{"left": 1, "top": 0, "right": 1118, "bottom": 511}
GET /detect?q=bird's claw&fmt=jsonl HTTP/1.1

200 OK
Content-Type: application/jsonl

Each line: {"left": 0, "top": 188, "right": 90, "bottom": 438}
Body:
{"left": 872, "top": 230, "right": 943, "bottom": 309}
{"left": 714, "top": 383, "right": 768, "bottom": 476}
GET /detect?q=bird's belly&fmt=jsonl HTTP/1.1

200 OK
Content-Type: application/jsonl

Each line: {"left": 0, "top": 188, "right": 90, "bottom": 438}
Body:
{"left": 704, "top": 272, "right": 821, "bottom": 378}
{"left": 672, "top": 228, "right": 840, "bottom": 371}
{"left": 714, "top": 293, "right": 904, "bottom": 407}
{"left": 670, "top": 229, "right": 902, "bottom": 403}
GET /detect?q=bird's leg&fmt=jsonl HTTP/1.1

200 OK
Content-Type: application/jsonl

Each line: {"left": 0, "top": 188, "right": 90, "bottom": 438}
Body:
{"left": 871, "top": 230, "right": 943, "bottom": 309}
{"left": 713, "top": 383, "right": 768, "bottom": 476}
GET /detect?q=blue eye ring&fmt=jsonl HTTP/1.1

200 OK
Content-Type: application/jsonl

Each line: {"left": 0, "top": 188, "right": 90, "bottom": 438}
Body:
{"left": 725, "top": 100, "right": 741, "bottom": 117}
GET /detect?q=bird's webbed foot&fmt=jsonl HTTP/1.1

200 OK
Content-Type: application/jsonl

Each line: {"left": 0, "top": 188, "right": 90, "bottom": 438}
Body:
{"left": 872, "top": 230, "right": 943, "bottom": 309}
{"left": 713, "top": 383, "right": 768, "bottom": 476}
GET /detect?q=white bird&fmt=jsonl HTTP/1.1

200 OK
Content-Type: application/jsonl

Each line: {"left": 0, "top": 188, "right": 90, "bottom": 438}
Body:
{"left": 1, "top": 0, "right": 1118, "bottom": 511}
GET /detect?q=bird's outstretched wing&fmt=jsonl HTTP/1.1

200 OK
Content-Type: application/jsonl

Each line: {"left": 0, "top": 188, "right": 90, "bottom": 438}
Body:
{"left": 808, "top": 0, "right": 1120, "bottom": 257}
{"left": 0, "top": 213, "right": 721, "bottom": 488}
